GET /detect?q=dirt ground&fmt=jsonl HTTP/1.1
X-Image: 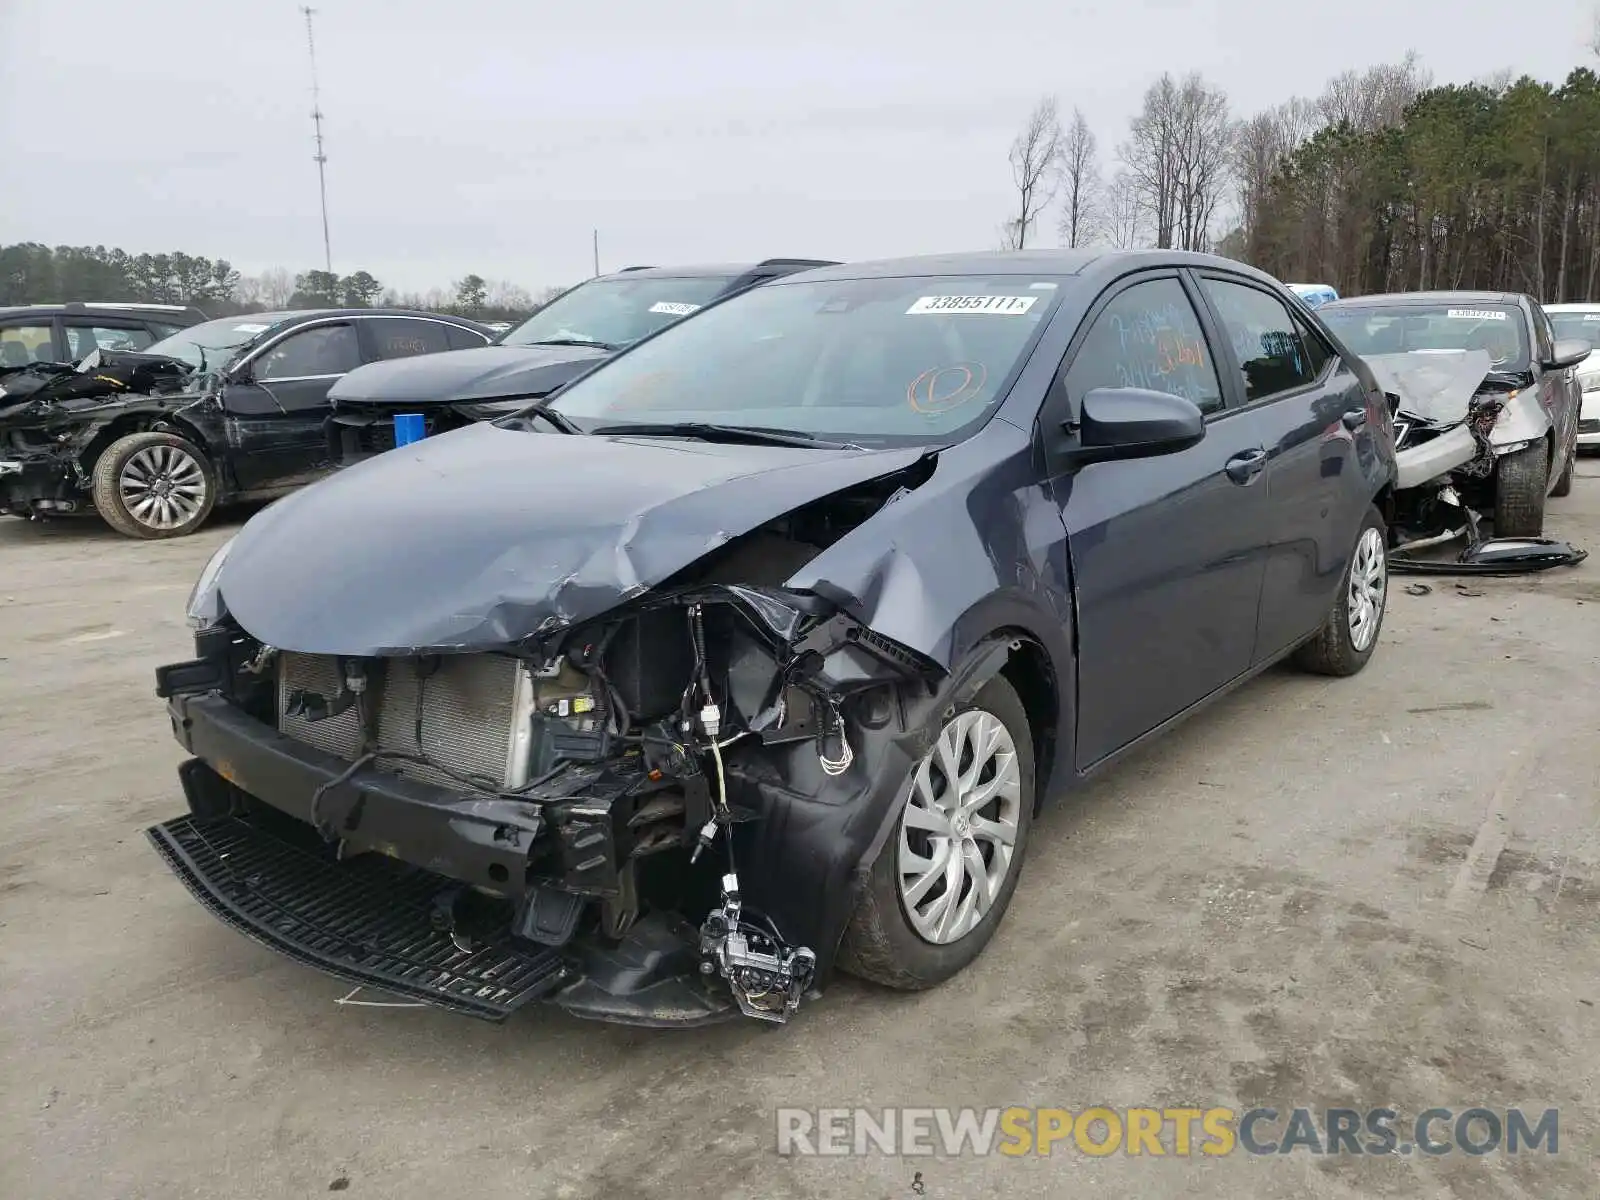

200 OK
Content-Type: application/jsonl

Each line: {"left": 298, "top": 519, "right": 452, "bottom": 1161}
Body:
{"left": 3, "top": 467, "right": 1598, "bottom": 1200}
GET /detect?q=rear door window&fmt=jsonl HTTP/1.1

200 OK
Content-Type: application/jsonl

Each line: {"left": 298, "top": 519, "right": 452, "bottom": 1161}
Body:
{"left": 1199, "top": 278, "right": 1317, "bottom": 403}
{"left": 362, "top": 317, "right": 454, "bottom": 361}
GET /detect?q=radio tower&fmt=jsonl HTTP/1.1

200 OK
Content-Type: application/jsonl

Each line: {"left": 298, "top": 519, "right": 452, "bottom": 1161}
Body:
{"left": 301, "top": 5, "right": 332, "bottom": 272}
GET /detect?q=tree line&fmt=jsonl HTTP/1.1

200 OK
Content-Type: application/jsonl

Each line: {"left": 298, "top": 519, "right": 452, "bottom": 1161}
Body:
{"left": 0, "top": 243, "right": 564, "bottom": 323}
{"left": 1001, "top": 20, "right": 1600, "bottom": 302}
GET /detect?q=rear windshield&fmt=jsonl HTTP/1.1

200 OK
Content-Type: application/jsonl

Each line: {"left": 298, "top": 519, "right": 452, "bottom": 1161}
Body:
{"left": 1321, "top": 303, "right": 1530, "bottom": 372}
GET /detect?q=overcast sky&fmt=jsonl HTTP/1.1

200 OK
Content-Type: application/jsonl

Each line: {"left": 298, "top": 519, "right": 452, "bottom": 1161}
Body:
{"left": 2, "top": 0, "right": 1593, "bottom": 293}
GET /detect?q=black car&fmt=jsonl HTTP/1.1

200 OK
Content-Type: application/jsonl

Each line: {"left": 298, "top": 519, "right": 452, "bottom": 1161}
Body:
{"left": 0, "top": 308, "right": 492, "bottom": 537}
{"left": 0, "top": 302, "right": 209, "bottom": 365}
{"left": 324, "top": 259, "right": 837, "bottom": 463}
{"left": 150, "top": 250, "right": 1396, "bottom": 1027}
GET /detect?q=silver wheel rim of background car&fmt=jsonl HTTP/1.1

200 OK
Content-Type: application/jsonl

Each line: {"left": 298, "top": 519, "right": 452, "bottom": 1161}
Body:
{"left": 897, "top": 709, "right": 1023, "bottom": 945}
{"left": 119, "top": 445, "right": 207, "bottom": 530}
{"left": 1347, "top": 527, "right": 1387, "bottom": 652}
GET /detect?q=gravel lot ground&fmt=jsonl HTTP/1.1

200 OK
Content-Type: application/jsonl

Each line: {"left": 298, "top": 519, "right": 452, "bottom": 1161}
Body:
{"left": 3, "top": 465, "right": 1599, "bottom": 1200}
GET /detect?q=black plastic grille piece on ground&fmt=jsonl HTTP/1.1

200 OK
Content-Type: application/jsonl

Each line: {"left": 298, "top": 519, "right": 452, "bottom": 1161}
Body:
{"left": 147, "top": 813, "right": 566, "bottom": 1020}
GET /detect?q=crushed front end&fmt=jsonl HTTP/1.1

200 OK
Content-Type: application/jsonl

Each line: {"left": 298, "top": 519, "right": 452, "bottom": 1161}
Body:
{"left": 0, "top": 350, "right": 197, "bottom": 518}
{"left": 151, "top": 559, "right": 944, "bottom": 1026}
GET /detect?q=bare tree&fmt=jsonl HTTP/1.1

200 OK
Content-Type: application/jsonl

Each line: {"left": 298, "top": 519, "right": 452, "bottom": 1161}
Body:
{"left": 1317, "top": 53, "right": 1430, "bottom": 132}
{"left": 1591, "top": 5, "right": 1599, "bottom": 57}
{"left": 1120, "top": 73, "right": 1233, "bottom": 251}
{"left": 231, "top": 273, "right": 264, "bottom": 308}
{"left": 1103, "top": 171, "right": 1144, "bottom": 249}
{"left": 1172, "top": 79, "right": 1234, "bottom": 251}
{"left": 1234, "top": 97, "right": 1319, "bottom": 254}
{"left": 258, "top": 266, "right": 294, "bottom": 308}
{"left": 1056, "top": 108, "right": 1101, "bottom": 248}
{"left": 1003, "top": 96, "right": 1063, "bottom": 250}
{"left": 486, "top": 279, "right": 534, "bottom": 312}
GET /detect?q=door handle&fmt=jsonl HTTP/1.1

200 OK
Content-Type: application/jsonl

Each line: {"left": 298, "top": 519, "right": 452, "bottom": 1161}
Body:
{"left": 1342, "top": 407, "right": 1367, "bottom": 430}
{"left": 1224, "top": 447, "right": 1268, "bottom": 484}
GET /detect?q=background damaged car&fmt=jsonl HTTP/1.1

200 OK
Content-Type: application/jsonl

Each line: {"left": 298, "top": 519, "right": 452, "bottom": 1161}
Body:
{"left": 150, "top": 250, "right": 1397, "bottom": 1028}
{"left": 1322, "top": 292, "right": 1589, "bottom": 543}
{"left": 0, "top": 308, "right": 492, "bottom": 537}
{"left": 323, "top": 259, "right": 838, "bottom": 466}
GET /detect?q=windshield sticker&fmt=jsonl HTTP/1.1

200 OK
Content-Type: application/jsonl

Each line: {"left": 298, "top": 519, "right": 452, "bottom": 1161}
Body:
{"left": 906, "top": 295, "right": 1037, "bottom": 316}
{"left": 1029, "top": 282, "right": 1059, "bottom": 289}
{"left": 232, "top": 323, "right": 269, "bottom": 333}
{"left": 1445, "top": 309, "right": 1506, "bottom": 321}
{"left": 1582, "top": 314, "right": 1600, "bottom": 322}
{"left": 907, "top": 363, "right": 989, "bottom": 415}
{"left": 648, "top": 302, "right": 702, "bottom": 317}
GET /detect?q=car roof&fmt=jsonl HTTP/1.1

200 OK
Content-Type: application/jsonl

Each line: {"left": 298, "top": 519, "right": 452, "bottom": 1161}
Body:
{"left": 190, "top": 308, "right": 492, "bottom": 330}
{"left": 1324, "top": 290, "right": 1526, "bottom": 308}
{"left": 0, "top": 302, "right": 208, "bottom": 322}
{"left": 770, "top": 248, "right": 1290, "bottom": 287}
{"left": 1544, "top": 302, "right": 1600, "bottom": 312}
{"left": 598, "top": 259, "right": 837, "bottom": 282}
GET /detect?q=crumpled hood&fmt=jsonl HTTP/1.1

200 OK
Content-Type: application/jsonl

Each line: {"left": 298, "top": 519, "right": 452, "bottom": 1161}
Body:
{"left": 327, "top": 344, "right": 610, "bottom": 409}
{"left": 1364, "top": 349, "right": 1493, "bottom": 426}
{"left": 0, "top": 352, "right": 197, "bottom": 425}
{"left": 217, "top": 420, "right": 925, "bottom": 655}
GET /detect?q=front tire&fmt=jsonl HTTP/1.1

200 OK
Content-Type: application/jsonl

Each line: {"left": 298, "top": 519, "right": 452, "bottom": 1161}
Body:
{"left": 1293, "top": 506, "right": 1387, "bottom": 678}
{"left": 91, "top": 431, "right": 217, "bottom": 539}
{"left": 1551, "top": 438, "right": 1575, "bottom": 498}
{"left": 838, "top": 674, "right": 1036, "bottom": 990}
{"left": 1493, "top": 441, "right": 1548, "bottom": 537}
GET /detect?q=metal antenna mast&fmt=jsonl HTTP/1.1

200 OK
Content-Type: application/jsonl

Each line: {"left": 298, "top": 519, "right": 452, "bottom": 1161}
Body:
{"left": 301, "top": 5, "right": 332, "bottom": 272}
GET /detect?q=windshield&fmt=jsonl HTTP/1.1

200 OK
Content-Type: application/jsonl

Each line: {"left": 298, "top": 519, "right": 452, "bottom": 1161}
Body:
{"left": 538, "top": 274, "right": 1064, "bottom": 446}
{"left": 499, "top": 276, "right": 736, "bottom": 350}
{"left": 1322, "top": 302, "right": 1530, "bottom": 372}
{"left": 1549, "top": 311, "right": 1600, "bottom": 344}
{"left": 147, "top": 316, "right": 283, "bottom": 370}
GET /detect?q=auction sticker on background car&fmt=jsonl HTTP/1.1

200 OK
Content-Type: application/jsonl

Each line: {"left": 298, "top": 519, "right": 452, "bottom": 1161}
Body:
{"left": 906, "top": 295, "right": 1038, "bottom": 315}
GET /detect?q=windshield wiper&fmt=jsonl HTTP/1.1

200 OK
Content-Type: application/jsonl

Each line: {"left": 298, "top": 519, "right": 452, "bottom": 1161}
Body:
{"left": 500, "top": 399, "right": 583, "bottom": 435}
{"left": 521, "top": 337, "right": 620, "bottom": 352}
{"left": 589, "top": 421, "right": 862, "bottom": 450}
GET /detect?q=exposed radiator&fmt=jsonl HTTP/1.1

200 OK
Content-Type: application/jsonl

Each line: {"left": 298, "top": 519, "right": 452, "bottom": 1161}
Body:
{"left": 276, "top": 652, "right": 525, "bottom": 791}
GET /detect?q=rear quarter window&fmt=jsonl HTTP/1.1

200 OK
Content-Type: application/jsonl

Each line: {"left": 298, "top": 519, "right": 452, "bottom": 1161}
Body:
{"left": 446, "top": 324, "right": 492, "bottom": 351}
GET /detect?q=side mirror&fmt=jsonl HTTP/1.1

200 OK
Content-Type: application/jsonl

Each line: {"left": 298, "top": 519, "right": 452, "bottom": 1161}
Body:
{"left": 1061, "top": 387, "right": 1206, "bottom": 465}
{"left": 1545, "top": 338, "right": 1592, "bottom": 371}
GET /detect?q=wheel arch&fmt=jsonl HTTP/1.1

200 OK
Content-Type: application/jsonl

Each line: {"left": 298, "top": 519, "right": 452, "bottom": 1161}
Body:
{"left": 937, "top": 600, "right": 1073, "bottom": 812}
{"left": 79, "top": 409, "right": 214, "bottom": 475}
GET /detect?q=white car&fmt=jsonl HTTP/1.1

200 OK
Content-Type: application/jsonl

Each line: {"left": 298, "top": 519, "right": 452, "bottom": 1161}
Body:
{"left": 1546, "top": 303, "right": 1600, "bottom": 449}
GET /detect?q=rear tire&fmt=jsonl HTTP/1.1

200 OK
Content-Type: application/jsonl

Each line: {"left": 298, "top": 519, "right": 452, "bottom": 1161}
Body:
{"left": 91, "top": 431, "right": 217, "bottom": 539}
{"left": 1293, "top": 506, "right": 1387, "bottom": 678}
{"left": 1492, "top": 441, "right": 1548, "bottom": 537}
{"left": 838, "top": 675, "right": 1036, "bottom": 990}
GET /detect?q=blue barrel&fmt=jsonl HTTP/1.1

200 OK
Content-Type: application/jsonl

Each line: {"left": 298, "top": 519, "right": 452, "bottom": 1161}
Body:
{"left": 393, "top": 413, "right": 426, "bottom": 447}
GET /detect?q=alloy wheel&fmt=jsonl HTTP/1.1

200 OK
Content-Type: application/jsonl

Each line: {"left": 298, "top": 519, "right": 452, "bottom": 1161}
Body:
{"left": 119, "top": 444, "right": 209, "bottom": 531}
{"left": 896, "top": 708, "right": 1024, "bottom": 945}
{"left": 1347, "top": 526, "right": 1387, "bottom": 652}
